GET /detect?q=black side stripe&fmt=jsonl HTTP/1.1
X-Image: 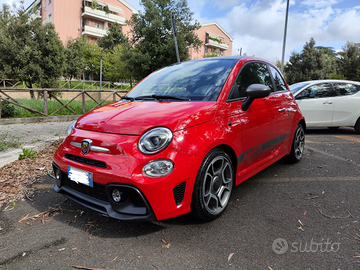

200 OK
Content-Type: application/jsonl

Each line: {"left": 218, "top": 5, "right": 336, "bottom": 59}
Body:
{"left": 237, "top": 133, "right": 289, "bottom": 164}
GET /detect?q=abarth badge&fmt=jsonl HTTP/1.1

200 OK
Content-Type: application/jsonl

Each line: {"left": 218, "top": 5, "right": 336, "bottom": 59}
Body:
{"left": 81, "top": 139, "right": 92, "bottom": 155}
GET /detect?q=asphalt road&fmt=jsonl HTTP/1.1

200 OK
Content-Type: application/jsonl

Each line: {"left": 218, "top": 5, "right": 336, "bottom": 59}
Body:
{"left": 1, "top": 127, "right": 360, "bottom": 270}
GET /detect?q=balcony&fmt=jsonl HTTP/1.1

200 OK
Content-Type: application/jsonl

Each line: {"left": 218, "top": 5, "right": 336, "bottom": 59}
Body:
{"left": 205, "top": 32, "right": 229, "bottom": 51}
{"left": 82, "top": 25, "right": 107, "bottom": 37}
{"left": 205, "top": 39, "right": 229, "bottom": 51}
{"left": 82, "top": 6, "right": 125, "bottom": 25}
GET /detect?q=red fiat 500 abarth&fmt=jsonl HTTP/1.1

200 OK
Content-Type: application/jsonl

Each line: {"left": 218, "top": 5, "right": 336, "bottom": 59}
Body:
{"left": 53, "top": 56, "right": 305, "bottom": 221}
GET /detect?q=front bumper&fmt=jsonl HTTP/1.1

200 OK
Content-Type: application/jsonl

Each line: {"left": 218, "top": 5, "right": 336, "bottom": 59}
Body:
{"left": 52, "top": 128, "right": 203, "bottom": 221}
{"left": 53, "top": 163, "right": 155, "bottom": 221}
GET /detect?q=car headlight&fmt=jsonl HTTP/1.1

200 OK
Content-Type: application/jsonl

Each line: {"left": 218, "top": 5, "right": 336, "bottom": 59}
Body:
{"left": 142, "top": 159, "right": 174, "bottom": 177}
{"left": 66, "top": 120, "right": 76, "bottom": 137}
{"left": 138, "top": 127, "right": 173, "bottom": 154}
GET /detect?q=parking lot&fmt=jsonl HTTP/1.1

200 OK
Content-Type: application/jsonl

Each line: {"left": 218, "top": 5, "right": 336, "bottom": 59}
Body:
{"left": 1, "top": 127, "right": 360, "bottom": 270}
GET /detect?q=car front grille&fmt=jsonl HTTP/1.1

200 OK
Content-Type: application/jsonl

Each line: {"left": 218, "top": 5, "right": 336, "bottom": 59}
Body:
{"left": 65, "top": 153, "right": 107, "bottom": 169}
{"left": 62, "top": 174, "right": 109, "bottom": 202}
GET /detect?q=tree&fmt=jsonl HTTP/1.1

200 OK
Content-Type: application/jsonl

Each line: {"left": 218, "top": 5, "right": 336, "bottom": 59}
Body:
{"left": 337, "top": 42, "right": 360, "bottom": 81}
{"left": 125, "top": 0, "right": 202, "bottom": 80}
{"left": 64, "top": 37, "right": 87, "bottom": 81}
{"left": 285, "top": 38, "right": 336, "bottom": 85}
{"left": 97, "top": 23, "right": 128, "bottom": 51}
{"left": 0, "top": 2, "right": 65, "bottom": 98}
{"left": 82, "top": 43, "right": 103, "bottom": 81}
{"left": 104, "top": 44, "right": 132, "bottom": 83}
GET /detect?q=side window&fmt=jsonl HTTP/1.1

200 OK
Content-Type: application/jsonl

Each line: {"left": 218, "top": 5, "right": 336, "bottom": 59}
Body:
{"left": 269, "top": 66, "right": 287, "bottom": 92}
{"left": 300, "top": 83, "right": 333, "bottom": 98}
{"left": 334, "top": 83, "right": 360, "bottom": 96}
{"left": 233, "top": 62, "right": 273, "bottom": 99}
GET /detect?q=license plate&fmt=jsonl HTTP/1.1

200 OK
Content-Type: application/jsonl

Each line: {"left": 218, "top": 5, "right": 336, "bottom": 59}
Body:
{"left": 67, "top": 166, "right": 93, "bottom": 187}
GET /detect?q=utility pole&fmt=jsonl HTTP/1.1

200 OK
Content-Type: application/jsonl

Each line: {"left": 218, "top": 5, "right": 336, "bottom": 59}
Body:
{"left": 171, "top": 13, "right": 180, "bottom": 63}
{"left": 99, "top": 55, "right": 103, "bottom": 100}
{"left": 281, "top": 0, "right": 289, "bottom": 74}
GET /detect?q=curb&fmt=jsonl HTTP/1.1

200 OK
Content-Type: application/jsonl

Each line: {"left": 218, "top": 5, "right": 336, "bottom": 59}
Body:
{"left": 0, "top": 137, "right": 63, "bottom": 168}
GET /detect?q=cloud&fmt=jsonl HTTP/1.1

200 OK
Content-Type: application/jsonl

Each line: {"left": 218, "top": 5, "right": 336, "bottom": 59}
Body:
{"left": 210, "top": 0, "right": 248, "bottom": 10}
{"left": 204, "top": 0, "right": 360, "bottom": 62}
{"left": 301, "top": 0, "right": 341, "bottom": 9}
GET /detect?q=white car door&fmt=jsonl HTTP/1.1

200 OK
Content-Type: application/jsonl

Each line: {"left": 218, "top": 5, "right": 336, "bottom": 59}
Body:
{"left": 332, "top": 83, "right": 360, "bottom": 126}
{"left": 295, "top": 83, "right": 334, "bottom": 127}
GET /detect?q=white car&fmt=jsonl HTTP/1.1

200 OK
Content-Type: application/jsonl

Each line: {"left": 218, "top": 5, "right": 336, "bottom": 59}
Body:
{"left": 289, "top": 80, "right": 360, "bottom": 134}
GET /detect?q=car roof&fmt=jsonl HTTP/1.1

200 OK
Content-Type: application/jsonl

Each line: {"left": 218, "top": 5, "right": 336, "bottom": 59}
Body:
{"left": 291, "top": 79, "right": 360, "bottom": 86}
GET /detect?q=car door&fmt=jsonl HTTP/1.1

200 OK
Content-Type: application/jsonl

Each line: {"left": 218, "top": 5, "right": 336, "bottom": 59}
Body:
{"left": 268, "top": 65, "right": 294, "bottom": 142}
{"left": 332, "top": 83, "right": 360, "bottom": 126}
{"left": 295, "top": 83, "right": 334, "bottom": 126}
{"left": 227, "top": 61, "right": 288, "bottom": 182}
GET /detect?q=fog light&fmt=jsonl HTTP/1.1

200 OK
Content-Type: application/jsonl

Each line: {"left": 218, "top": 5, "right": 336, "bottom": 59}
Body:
{"left": 53, "top": 165, "right": 61, "bottom": 187}
{"left": 143, "top": 159, "right": 174, "bottom": 177}
{"left": 112, "top": 189, "right": 122, "bottom": 203}
{"left": 55, "top": 169, "right": 60, "bottom": 180}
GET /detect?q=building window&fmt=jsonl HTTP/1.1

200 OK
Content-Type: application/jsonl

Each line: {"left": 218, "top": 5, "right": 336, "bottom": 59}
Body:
{"left": 48, "top": 14, "right": 52, "bottom": 23}
{"left": 95, "top": 23, "right": 99, "bottom": 28}
{"left": 48, "top": 0, "right": 51, "bottom": 4}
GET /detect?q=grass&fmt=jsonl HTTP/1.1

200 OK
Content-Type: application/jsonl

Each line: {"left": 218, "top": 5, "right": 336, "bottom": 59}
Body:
{"left": 0, "top": 132, "right": 21, "bottom": 151}
{"left": 8, "top": 98, "right": 113, "bottom": 118}
{"left": 18, "top": 148, "right": 37, "bottom": 160}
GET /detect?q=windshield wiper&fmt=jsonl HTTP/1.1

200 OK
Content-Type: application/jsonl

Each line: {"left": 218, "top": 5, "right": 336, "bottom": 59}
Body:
{"left": 129, "top": 95, "right": 191, "bottom": 101}
{"left": 121, "top": 95, "right": 135, "bottom": 101}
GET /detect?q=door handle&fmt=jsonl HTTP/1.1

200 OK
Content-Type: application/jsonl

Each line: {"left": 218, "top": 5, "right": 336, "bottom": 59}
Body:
{"left": 278, "top": 108, "right": 286, "bottom": 112}
{"left": 323, "top": 101, "right": 333, "bottom": 104}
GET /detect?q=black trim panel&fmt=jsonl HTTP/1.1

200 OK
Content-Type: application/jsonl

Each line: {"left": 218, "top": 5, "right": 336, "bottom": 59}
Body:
{"left": 237, "top": 133, "right": 288, "bottom": 164}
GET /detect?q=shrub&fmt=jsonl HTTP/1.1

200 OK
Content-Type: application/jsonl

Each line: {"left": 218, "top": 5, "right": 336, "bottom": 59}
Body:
{"left": 1, "top": 100, "right": 17, "bottom": 118}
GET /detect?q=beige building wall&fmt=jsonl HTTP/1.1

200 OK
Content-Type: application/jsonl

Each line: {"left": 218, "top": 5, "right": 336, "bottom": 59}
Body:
{"left": 189, "top": 22, "right": 233, "bottom": 60}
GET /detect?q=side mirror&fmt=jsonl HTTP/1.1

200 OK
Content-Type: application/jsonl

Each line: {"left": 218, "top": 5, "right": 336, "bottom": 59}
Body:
{"left": 241, "top": 84, "right": 271, "bottom": 111}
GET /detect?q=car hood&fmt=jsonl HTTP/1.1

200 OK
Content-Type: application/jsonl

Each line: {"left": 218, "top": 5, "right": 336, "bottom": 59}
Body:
{"left": 75, "top": 101, "right": 218, "bottom": 135}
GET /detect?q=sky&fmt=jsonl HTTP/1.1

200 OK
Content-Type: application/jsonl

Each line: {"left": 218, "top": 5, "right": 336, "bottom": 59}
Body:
{"left": 1, "top": 0, "right": 360, "bottom": 63}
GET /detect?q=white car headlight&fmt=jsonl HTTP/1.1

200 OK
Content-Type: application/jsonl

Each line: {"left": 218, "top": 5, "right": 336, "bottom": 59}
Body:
{"left": 66, "top": 120, "right": 76, "bottom": 137}
{"left": 138, "top": 127, "right": 173, "bottom": 154}
{"left": 142, "top": 159, "right": 174, "bottom": 177}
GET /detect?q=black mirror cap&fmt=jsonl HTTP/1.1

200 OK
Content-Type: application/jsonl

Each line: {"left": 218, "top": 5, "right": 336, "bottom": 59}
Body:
{"left": 246, "top": 84, "right": 271, "bottom": 98}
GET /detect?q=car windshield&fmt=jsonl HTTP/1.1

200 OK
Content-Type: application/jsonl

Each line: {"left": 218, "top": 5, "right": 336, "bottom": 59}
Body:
{"left": 289, "top": 82, "right": 311, "bottom": 94}
{"left": 125, "top": 59, "right": 238, "bottom": 101}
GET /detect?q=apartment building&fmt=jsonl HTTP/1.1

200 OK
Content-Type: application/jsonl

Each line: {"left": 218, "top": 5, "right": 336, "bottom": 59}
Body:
{"left": 27, "top": 0, "right": 138, "bottom": 43}
{"left": 189, "top": 22, "right": 233, "bottom": 59}
{"left": 27, "top": 1, "right": 233, "bottom": 59}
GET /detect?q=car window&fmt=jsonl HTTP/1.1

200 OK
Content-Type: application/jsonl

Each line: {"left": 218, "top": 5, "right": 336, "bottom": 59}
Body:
{"left": 289, "top": 82, "right": 311, "bottom": 94}
{"left": 269, "top": 66, "right": 287, "bottom": 92}
{"left": 334, "top": 83, "right": 360, "bottom": 96}
{"left": 127, "top": 59, "right": 238, "bottom": 101}
{"left": 232, "top": 62, "right": 273, "bottom": 99}
{"left": 300, "top": 83, "right": 333, "bottom": 98}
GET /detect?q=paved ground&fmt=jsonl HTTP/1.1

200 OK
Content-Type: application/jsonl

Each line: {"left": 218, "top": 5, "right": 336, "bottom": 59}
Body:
{"left": 0, "top": 120, "right": 74, "bottom": 168}
{"left": 0, "top": 125, "right": 360, "bottom": 269}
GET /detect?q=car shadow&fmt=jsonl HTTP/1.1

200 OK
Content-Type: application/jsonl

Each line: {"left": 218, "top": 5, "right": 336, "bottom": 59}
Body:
{"left": 28, "top": 175, "right": 213, "bottom": 239}
{"left": 305, "top": 127, "right": 357, "bottom": 135}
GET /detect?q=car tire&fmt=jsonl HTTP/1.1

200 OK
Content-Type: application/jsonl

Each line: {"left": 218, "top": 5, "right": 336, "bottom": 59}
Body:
{"left": 355, "top": 118, "right": 360, "bottom": 134}
{"left": 191, "top": 149, "right": 234, "bottom": 221}
{"left": 284, "top": 124, "right": 305, "bottom": 163}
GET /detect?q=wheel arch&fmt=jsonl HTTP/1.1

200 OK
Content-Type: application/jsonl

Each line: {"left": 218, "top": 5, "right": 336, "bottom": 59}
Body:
{"left": 210, "top": 144, "right": 238, "bottom": 185}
